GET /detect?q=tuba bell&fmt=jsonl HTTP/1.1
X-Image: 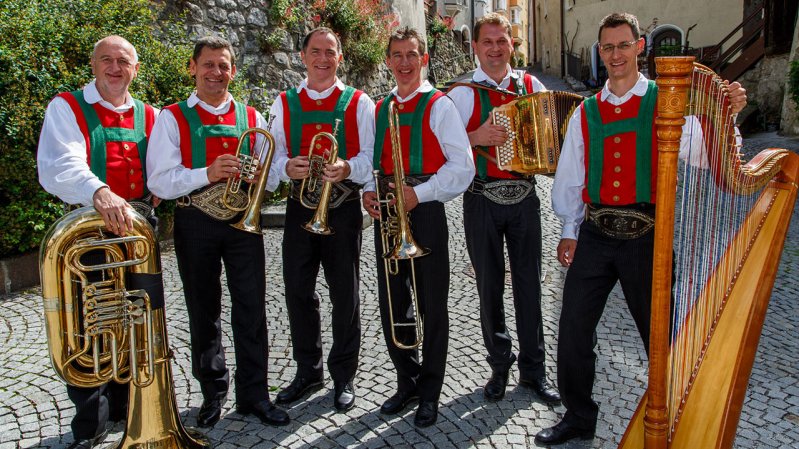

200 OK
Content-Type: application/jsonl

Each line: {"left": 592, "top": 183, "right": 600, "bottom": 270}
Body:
{"left": 373, "top": 100, "right": 429, "bottom": 350}
{"left": 223, "top": 124, "right": 277, "bottom": 235}
{"left": 40, "top": 206, "right": 209, "bottom": 448}
{"left": 299, "top": 119, "right": 341, "bottom": 235}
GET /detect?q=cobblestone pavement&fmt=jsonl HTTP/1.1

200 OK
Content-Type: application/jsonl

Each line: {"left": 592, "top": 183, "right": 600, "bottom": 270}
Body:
{"left": 1, "top": 74, "right": 797, "bottom": 448}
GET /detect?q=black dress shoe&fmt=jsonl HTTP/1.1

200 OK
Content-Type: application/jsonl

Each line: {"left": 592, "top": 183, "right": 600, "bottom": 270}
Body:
{"left": 67, "top": 427, "right": 109, "bottom": 449}
{"left": 380, "top": 389, "right": 419, "bottom": 415}
{"left": 483, "top": 370, "right": 509, "bottom": 402}
{"left": 519, "top": 377, "right": 561, "bottom": 404}
{"left": 275, "top": 375, "right": 324, "bottom": 404}
{"left": 413, "top": 401, "right": 438, "bottom": 428}
{"left": 534, "top": 419, "right": 594, "bottom": 445}
{"left": 333, "top": 381, "right": 355, "bottom": 412}
{"left": 197, "top": 393, "right": 227, "bottom": 428}
{"left": 236, "top": 400, "right": 290, "bottom": 426}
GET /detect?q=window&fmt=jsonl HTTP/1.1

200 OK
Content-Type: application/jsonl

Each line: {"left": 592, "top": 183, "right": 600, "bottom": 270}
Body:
{"left": 510, "top": 7, "right": 521, "bottom": 24}
{"left": 496, "top": 0, "right": 507, "bottom": 11}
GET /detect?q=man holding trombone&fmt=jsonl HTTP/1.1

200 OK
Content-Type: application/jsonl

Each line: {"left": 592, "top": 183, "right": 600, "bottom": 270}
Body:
{"left": 268, "top": 27, "right": 375, "bottom": 412}
{"left": 361, "top": 27, "right": 473, "bottom": 428}
{"left": 147, "top": 36, "right": 289, "bottom": 428}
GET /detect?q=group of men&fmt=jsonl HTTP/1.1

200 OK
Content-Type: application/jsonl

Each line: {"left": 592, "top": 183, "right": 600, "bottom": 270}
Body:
{"left": 37, "top": 10, "right": 746, "bottom": 449}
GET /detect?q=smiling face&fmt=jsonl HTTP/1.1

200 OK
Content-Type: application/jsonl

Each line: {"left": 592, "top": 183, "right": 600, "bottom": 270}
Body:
{"left": 189, "top": 46, "right": 236, "bottom": 107}
{"left": 385, "top": 37, "right": 429, "bottom": 98}
{"left": 598, "top": 24, "right": 643, "bottom": 87}
{"left": 472, "top": 23, "right": 514, "bottom": 79}
{"left": 91, "top": 37, "right": 139, "bottom": 107}
{"left": 301, "top": 31, "right": 342, "bottom": 91}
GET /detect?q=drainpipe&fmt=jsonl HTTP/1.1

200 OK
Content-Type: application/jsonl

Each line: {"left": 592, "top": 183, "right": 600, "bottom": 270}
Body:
{"left": 560, "top": 0, "right": 565, "bottom": 77}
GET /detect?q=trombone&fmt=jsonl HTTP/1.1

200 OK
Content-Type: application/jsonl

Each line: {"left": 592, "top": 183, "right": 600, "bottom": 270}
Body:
{"left": 300, "top": 119, "right": 341, "bottom": 235}
{"left": 374, "top": 100, "right": 429, "bottom": 350}
{"left": 222, "top": 125, "right": 276, "bottom": 235}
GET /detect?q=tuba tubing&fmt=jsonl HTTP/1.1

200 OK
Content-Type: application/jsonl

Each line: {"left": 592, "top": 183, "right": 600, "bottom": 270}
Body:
{"left": 40, "top": 207, "right": 209, "bottom": 448}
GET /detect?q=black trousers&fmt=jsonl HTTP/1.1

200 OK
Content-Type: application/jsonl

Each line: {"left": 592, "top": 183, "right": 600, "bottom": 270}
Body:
{"left": 463, "top": 189, "right": 547, "bottom": 380}
{"left": 282, "top": 197, "right": 362, "bottom": 383}
{"left": 174, "top": 207, "right": 270, "bottom": 406}
{"left": 558, "top": 222, "right": 654, "bottom": 430}
{"left": 375, "top": 201, "right": 450, "bottom": 403}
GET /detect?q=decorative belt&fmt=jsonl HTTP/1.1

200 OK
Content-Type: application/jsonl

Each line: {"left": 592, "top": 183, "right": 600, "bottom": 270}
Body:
{"left": 289, "top": 179, "right": 360, "bottom": 209}
{"left": 467, "top": 177, "right": 536, "bottom": 205}
{"left": 586, "top": 204, "right": 655, "bottom": 239}
{"left": 176, "top": 183, "right": 247, "bottom": 221}
{"left": 377, "top": 174, "right": 432, "bottom": 195}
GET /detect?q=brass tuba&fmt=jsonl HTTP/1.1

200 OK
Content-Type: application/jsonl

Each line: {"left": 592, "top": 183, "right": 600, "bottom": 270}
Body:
{"left": 373, "top": 100, "right": 429, "bottom": 350}
{"left": 40, "top": 206, "right": 209, "bottom": 448}
{"left": 223, "top": 125, "right": 277, "bottom": 235}
{"left": 300, "top": 119, "right": 341, "bottom": 235}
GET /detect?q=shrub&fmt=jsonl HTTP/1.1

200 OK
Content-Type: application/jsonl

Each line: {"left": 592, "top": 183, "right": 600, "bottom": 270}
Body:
{"left": 0, "top": 0, "right": 194, "bottom": 257}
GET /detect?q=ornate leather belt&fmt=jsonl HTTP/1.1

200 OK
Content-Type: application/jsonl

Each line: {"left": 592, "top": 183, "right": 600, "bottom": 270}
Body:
{"left": 468, "top": 177, "right": 536, "bottom": 205}
{"left": 289, "top": 179, "right": 360, "bottom": 209}
{"left": 586, "top": 204, "right": 655, "bottom": 239}
{"left": 377, "top": 174, "right": 432, "bottom": 195}
{"left": 176, "top": 183, "right": 247, "bottom": 221}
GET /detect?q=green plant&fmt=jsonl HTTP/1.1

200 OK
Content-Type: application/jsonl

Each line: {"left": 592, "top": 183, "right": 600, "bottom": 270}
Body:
{"left": 0, "top": 0, "right": 194, "bottom": 257}
{"left": 789, "top": 59, "right": 799, "bottom": 112}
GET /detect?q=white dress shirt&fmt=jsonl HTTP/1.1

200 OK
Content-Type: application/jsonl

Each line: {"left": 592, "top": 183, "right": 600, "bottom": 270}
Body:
{"left": 363, "top": 80, "right": 474, "bottom": 204}
{"left": 552, "top": 73, "right": 713, "bottom": 240}
{"left": 146, "top": 92, "right": 278, "bottom": 200}
{"left": 37, "top": 80, "right": 160, "bottom": 206}
{"left": 267, "top": 77, "right": 376, "bottom": 185}
{"left": 447, "top": 65, "right": 546, "bottom": 127}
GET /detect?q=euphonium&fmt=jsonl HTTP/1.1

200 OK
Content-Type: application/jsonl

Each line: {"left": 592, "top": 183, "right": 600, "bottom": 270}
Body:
{"left": 300, "top": 119, "right": 341, "bottom": 235}
{"left": 224, "top": 125, "right": 277, "bottom": 235}
{"left": 374, "top": 100, "right": 430, "bottom": 350}
{"left": 40, "top": 206, "right": 209, "bottom": 448}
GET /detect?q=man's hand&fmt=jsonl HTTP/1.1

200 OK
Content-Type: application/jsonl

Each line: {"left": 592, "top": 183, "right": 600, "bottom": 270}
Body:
{"left": 207, "top": 154, "right": 242, "bottom": 183}
{"left": 468, "top": 116, "right": 508, "bottom": 147}
{"left": 388, "top": 182, "right": 418, "bottom": 212}
{"left": 726, "top": 81, "right": 747, "bottom": 115}
{"left": 93, "top": 186, "right": 133, "bottom": 236}
{"left": 323, "top": 159, "right": 350, "bottom": 183}
{"left": 362, "top": 191, "right": 380, "bottom": 219}
{"left": 557, "top": 238, "right": 578, "bottom": 268}
{"left": 286, "top": 156, "right": 310, "bottom": 180}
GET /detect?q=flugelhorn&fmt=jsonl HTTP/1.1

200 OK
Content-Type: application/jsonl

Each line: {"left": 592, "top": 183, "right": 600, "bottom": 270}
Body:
{"left": 40, "top": 207, "right": 209, "bottom": 448}
{"left": 374, "top": 100, "right": 429, "bottom": 350}
{"left": 300, "top": 119, "right": 341, "bottom": 235}
{"left": 224, "top": 124, "right": 277, "bottom": 235}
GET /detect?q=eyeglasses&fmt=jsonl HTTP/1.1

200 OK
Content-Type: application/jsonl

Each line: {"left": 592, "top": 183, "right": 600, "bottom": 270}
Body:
{"left": 599, "top": 40, "right": 640, "bottom": 54}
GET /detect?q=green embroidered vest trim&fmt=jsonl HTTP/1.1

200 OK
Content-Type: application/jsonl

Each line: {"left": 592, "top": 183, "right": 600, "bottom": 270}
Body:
{"left": 177, "top": 100, "right": 250, "bottom": 169}
{"left": 285, "top": 86, "right": 356, "bottom": 158}
{"left": 373, "top": 89, "right": 437, "bottom": 175}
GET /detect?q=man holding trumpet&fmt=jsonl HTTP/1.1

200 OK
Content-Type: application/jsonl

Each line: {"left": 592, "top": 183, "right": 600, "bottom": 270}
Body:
{"left": 147, "top": 36, "right": 289, "bottom": 428}
{"left": 361, "top": 27, "right": 473, "bottom": 428}
{"left": 268, "top": 27, "right": 376, "bottom": 412}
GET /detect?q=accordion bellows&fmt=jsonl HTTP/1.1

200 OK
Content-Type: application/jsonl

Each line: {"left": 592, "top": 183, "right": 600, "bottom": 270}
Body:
{"left": 491, "top": 91, "right": 584, "bottom": 175}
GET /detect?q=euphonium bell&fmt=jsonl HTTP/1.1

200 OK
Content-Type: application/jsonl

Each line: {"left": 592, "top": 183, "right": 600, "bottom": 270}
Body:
{"left": 40, "top": 206, "right": 209, "bottom": 448}
{"left": 300, "top": 119, "right": 341, "bottom": 235}
{"left": 223, "top": 126, "right": 277, "bottom": 235}
{"left": 374, "top": 100, "right": 429, "bottom": 350}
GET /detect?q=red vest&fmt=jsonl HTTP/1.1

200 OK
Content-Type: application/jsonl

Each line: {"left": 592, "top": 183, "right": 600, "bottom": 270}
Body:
{"left": 59, "top": 91, "right": 156, "bottom": 201}
{"left": 374, "top": 90, "right": 447, "bottom": 176}
{"left": 466, "top": 74, "right": 536, "bottom": 179}
{"left": 165, "top": 101, "right": 257, "bottom": 169}
{"left": 580, "top": 93, "right": 658, "bottom": 205}
{"left": 279, "top": 87, "right": 363, "bottom": 160}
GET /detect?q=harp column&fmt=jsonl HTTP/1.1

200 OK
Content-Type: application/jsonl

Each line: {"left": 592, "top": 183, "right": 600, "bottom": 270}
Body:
{"left": 644, "top": 56, "right": 695, "bottom": 449}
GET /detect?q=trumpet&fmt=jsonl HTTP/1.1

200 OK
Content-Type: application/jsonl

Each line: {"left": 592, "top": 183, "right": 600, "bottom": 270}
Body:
{"left": 222, "top": 125, "right": 277, "bottom": 235}
{"left": 300, "top": 119, "right": 341, "bottom": 235}
{"left": 374, "top": 100, "right": 429, "bottom": 350}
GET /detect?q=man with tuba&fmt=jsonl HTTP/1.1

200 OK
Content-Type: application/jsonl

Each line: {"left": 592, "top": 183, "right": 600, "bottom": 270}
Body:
{"left": 146, "top": 36, "right": 289, "bottom": 429}
{"left": 446, "top": 13, "right": 561, "bottom": 405}
{"left": 361, "top": 27, "right": 473, "bottom": 428}
{"left": 37, "top": 35, "right": 159, "bottom": 448}
{"left": 267, "top": 27, "right": 375, "bottom": 412}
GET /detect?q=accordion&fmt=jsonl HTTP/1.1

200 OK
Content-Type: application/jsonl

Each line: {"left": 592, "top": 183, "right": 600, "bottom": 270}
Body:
{"left": 491, "top": 91, "right": 584, "bottom": 175}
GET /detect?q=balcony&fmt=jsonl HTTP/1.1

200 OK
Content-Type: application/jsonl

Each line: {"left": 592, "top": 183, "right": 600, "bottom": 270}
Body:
{"left": 444, "top": 0, "right": 465, "bottom": 14}
{"left": 509, "top": 0, "right": 521, "bottom": 7}
{"left": 512, "top": 24, "right": 524, "bottom": 40}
